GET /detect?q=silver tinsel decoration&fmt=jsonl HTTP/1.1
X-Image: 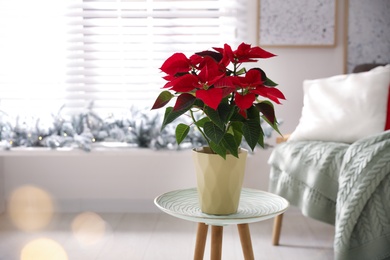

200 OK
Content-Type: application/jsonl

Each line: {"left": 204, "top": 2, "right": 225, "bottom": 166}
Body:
{"left": 0, "top": 104, "right": 279, "bottom": 152}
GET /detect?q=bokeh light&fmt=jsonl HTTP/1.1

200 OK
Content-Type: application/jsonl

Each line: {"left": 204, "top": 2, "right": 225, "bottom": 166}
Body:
{"left": 71, "top": 211, "right": 107, "bottom": 246}
{"left": 20, "top": 238, "right": 68, "bottom": 260}
{"left": 8, "top": 185, "right": 54, "bottom": 231}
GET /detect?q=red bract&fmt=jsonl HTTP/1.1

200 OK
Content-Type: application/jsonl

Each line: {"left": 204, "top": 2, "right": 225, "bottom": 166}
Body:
{"left": 157, "top": 43, "right": 283, "bottom": 110}
{"left": 251, "top": 86, "right": 285, "bottom": 104}
{"left": 215, "top": 43, "right": 276, "bottom": 64}
{"left": 160, "top": 53, "right": 192, "bottom": 76}
{"left": 237, "top": 69, "right": 264, "bottom": 88}
{"left": 213, "top": 77, "right": 235, "bottom": 91}
{"left": 167, "top": 74, "right": 198, "bottom": 92}
{"left": 196, "top": 88, "right": 223, "bottom": 110}
{"left": 235, "top": 42, "right": 276, "bottom": 61}
{"left": 235, "top": 92, "right": 256, "bottom": 110}
{"left": 196, "top": 59, "right": 225, "bottom": 89}
{"left": 189, "top": 54, "right": 204, "bottom": 68}
{"left": 213, "top": 44, "right": 233, "bottom": 67}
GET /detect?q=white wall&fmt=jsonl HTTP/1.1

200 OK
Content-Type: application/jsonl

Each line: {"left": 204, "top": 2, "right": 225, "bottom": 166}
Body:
{"left": 1, "top": 148, "right": 272, "bottom": 213}
{"left": 347, "top": 0, "right": 390, "bottom": 72}
{"left": 247, "top": 0, "right": 346, "bottom": 135}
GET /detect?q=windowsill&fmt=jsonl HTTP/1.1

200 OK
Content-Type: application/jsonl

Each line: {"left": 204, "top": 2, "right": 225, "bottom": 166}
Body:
{"left": 0, "top": 143, "right": 190, "bottom": 157}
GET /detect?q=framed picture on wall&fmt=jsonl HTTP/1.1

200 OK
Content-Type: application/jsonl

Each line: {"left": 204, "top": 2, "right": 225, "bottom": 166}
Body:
{"left": 258, "top": 0, "right": 337, "bottom": 47}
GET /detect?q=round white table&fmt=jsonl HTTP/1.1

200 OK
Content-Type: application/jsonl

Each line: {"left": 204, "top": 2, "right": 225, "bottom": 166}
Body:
{"left": 154, "top": 188, "right": 289, "bottom": 260}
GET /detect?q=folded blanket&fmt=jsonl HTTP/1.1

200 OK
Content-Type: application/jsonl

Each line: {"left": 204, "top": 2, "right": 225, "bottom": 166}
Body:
{"left": 335, "top": 130, "right": 390, "bottom": 260}
{"left": 268, "top": 130, "right": 390, "bottom": 260}
{"left": 268, "top": 140, "right": 348, "bottom": 224}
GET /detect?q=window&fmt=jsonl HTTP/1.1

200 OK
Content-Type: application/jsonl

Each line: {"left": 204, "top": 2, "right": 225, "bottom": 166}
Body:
{"left": 0, "top": 0, "right": 67, "bottom": 119}
{"left": 0, "top": 0, "right": 250, "bottom": 120}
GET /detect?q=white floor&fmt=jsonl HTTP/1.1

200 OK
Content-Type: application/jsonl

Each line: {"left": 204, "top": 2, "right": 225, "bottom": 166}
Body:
{"left": 0, "top": 208, "right": 335, "bottom": 260}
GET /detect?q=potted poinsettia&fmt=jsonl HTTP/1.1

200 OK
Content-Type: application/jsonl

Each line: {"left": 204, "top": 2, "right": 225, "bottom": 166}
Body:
{"left": 152, "top": 42, "right": 284, "bottom": 214}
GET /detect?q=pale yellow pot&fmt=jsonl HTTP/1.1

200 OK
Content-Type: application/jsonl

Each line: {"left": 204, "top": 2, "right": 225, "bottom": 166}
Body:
{"left": 192, "top": 147, "right": 248, "bottom": 215}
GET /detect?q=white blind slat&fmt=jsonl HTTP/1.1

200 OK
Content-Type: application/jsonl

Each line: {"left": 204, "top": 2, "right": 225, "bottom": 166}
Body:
{"left": 0, "top": 0, "right": 248, "bottom": 117}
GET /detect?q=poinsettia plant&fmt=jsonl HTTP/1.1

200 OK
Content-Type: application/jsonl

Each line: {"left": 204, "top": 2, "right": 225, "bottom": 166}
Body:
{"left": 151, "top": 42, "right": 285, "bottom": 159}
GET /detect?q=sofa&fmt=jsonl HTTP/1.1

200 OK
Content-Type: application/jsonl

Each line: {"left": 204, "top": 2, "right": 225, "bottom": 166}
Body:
{"left": 268, "top": 64, "right": 390, "bottom": 260}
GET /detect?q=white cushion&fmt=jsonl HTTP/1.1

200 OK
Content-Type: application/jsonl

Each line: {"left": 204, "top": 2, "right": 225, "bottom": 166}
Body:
{"left": 289, "top": 65, "right": 390, "bottom": 143}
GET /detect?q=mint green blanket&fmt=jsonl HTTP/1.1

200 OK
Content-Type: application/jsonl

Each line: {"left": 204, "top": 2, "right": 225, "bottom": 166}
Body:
{"left": 268, "top": 130, "right": 390, "bottom": 260}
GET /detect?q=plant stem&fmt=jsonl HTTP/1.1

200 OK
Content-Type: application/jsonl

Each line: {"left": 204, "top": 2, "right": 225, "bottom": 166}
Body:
{"left": 189, "top": 109, "right": 212, "bottom": 149}
{"left": 229, "top": 61, "right": 238, "bottom": 104}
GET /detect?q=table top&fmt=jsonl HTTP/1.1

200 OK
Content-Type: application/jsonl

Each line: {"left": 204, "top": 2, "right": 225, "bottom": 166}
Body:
{"left": 154, "top": 188, "right": 289, "bottom": 225}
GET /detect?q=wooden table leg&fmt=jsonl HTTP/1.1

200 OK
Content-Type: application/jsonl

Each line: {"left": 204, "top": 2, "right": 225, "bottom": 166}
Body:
{"left": 237, "top": 223, "right": 254, "bottom": 260}
{"left": 210, "top": 225, "right": 223, "bottom": 260}
{"left": 272, "top": 213, "right": 284, "bottom": 246}
{"left": 194, "top": 223, "right": 209, "bottom": 260}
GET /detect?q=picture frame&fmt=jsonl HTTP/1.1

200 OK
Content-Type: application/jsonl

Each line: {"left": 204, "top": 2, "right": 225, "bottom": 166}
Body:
{"left": 258, "top": 0, "right": 337, "bottom": 47}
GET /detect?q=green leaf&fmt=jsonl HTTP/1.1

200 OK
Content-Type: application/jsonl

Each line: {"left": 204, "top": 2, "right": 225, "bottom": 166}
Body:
{"left": 161, "top": 106, "right": 189, "bottom": 129}
{"left": 222, "top": 133, "right": 239, "bottom": 158}
{"left": 236, "top": 67, "right": 246, "bottom": 75}
{"left": 151, "top": 91, "right": 173, "bottom": 110}
{"left": 262, "top": 115, "right": 282, "bottom": 136}
{"left": 161, "top": 107, "right": 173, "bottom": 129}
{"left": 242, "top": 119, "right": 261, "bottom": 151}
{"left": 193, "top": 99, "right": 205, "bottom": 109}
{"left": 246, "top": 105, "right": 260, "bottom": 122}
{"left": 195, "top": 117, "right": 210, "bottom": 128}
{"left": 204, "top": 122, "right": 224, "bottom": 144}
{"left": 257, "top": 133, "right": 265, "bottom": 148}
{"left": 256, "top": 100, "right": 283, "bottom": 139}
{"left": 229, "top": 122, "right": 243, "bottom": 147}
{"left": 209, "top": 141, "right": 226, "bottom": 159}
{"left": 204, "top": 106, "right": 224, "bottom": 130}
{"left": 175, "top": 123, "right": 190, "bottom": 144}
{"left": 218, "top": 103, "right": 235, "bottom": 124}
{"left": 230, "top": 108, "right": 246, "bottom": 122}
{"left": 161, "top": 94, "right": 196, "bottom": 129}
{"left": 264, "top": 77, "right": 278, "bottom": 87}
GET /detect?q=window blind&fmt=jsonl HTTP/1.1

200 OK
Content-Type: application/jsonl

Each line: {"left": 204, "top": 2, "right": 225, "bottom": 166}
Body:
{"left": 0, "top": 0, "right": 248, "bottom": 119}
{"left": 0, "top": 0, "right": 68, "bottom": 118}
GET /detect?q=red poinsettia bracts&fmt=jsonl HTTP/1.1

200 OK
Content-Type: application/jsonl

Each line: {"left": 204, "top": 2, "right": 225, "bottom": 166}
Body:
{"left": 154, "top": 43, "right": 284, "bottom": 112}
{"left": 165, "top": 74, "right": 198, "bottom": 92}
{"left": 152, "top": 42, "right": 285, "bottom": 159}
{"left": 160, "top": 53, "right": 192, "bottom": 75}
{"left": 214, "top": 42, "right": 276, "bottom": 65}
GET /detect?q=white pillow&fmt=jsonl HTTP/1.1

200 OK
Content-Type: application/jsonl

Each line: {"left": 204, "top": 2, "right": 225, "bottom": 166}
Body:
{"left": 289, "top": 65, "right": 390, "bottom": 143}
